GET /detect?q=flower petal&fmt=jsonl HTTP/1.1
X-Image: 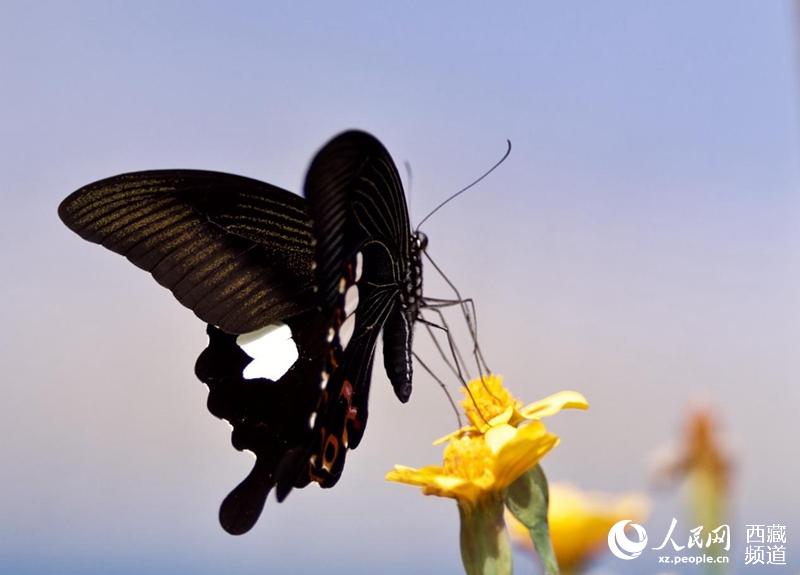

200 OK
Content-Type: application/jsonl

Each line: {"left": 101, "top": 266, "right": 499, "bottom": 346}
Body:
{"left": 518, "top": 390, "right": 589, "bottom": 421}
{"left": 427, "top": 477, "right": 486, "bottom": 504}
{"left": 485, "top": 405, "right": 515, "bottom": 429}
{"left": 387, "top": 465, "right": 480, "bottom": 501}
{"left": 385, "top": 464, "right": 446, "bottom": 487}
{"left": 483, "top": 423, "right": 518, "bottom": 454}
{"left": 492, "top": 422, "right": 560, "bottom": 489}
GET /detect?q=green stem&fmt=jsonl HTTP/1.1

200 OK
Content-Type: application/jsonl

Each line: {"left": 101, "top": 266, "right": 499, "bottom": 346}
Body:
{"left": 458, "top": 496, "right": 513, "bottom": 575}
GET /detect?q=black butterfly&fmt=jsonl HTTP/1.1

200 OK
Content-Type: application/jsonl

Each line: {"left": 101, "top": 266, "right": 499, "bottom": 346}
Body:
{"left": 58, "top": 131, "right": 426, "bottom": 534}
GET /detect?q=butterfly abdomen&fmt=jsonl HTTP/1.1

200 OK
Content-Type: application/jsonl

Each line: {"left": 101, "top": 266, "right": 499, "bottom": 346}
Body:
{"left": 381, "top": 231, "right": 424, "bottom": 402}
{"left": 382, "top": 306, "right": 414, "bottom": 403}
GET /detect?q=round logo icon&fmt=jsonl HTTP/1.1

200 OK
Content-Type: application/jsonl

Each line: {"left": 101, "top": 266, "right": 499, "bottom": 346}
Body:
{"left": 607, "top": 519, "right": 648, "bottom": 560}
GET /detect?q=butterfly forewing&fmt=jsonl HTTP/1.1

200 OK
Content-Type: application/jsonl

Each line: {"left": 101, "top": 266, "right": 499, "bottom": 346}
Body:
{"left": 304, "top": 131, "right": 411, "bottom": 310}
{"left": 58, "top": 170, "right": 317, "bottom": 334}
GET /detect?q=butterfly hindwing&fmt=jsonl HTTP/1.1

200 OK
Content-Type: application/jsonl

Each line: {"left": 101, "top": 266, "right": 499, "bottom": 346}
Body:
{"left": 195, "top": 311, "right": 326, "bottom": 534}
{"left": 302, "top": 249, "right": 395, "bottom": 490}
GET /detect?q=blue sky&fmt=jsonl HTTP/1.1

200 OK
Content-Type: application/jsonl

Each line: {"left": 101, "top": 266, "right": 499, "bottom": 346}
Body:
{"left": 2, "top": 2, "right": 799, "bottom": 573}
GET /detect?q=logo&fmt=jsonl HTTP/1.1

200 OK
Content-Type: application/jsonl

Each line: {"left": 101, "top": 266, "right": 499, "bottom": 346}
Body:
{"left": 606, "top": 518, "right": 777, "bottom": 566}
{"left": 608, "top": 520, "right": 649, "bottom": 560}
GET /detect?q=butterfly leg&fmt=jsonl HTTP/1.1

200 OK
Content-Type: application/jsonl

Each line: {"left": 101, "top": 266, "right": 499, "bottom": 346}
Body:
{"left": 416, "top": 314, "right": 469, "bottom": 384}
{"left": 412, "top": 350, "right": 463, "bottom": 427}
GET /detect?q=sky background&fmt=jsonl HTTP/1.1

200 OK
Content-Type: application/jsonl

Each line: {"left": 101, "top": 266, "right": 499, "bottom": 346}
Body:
{"left": 2, "top": 1, "right": 799, "bottom": 574}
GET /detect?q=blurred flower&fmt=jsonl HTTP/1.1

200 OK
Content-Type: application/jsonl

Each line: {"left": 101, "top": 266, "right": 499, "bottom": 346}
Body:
{"left": 435, "top": 374, "right": 588, "bottom": 444}
{"left": 508, "top": 483, "right": 650, "bottom": 573}
{"left": 656, "top": 406, "right": 731, "bottom": 494}
{"left": 653, "top": 405, "right": 732, "bottom": 543}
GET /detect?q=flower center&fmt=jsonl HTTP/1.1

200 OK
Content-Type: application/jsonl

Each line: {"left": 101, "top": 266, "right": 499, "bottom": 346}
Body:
{"left": 462, "top": 375, "right": 518, "bottom": 426}
{"left": 442, "top": 436, "right": 494, "bottom": 480}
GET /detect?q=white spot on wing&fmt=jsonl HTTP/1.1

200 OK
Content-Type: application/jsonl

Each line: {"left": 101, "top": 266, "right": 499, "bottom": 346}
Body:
{"left": 308, "top": 411, "right": 317, "bottom": 429}
{"left": 339, "top": 314, "right": 355, "bottom": 349}
{"left": 355, "top": 251, "right": 363, "bottom": 282}
{"left": 236, "top": 323, "right": 299, "bottom": 381}
{"left": 344, "top": 284, "right": 359, "bottom": 317}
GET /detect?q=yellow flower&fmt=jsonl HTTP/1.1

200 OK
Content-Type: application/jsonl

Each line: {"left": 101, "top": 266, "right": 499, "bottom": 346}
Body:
{"left": 387, "top": 375, "right": 589, "bottom": 575}
{"left": 387, "top": 421, "right": 559, "bottom": 507}
{"left": 435, "top": 374, "right": 588, "bottom": 444}
{"left": 508, "top": 483, "right": 650, "bottom": 572}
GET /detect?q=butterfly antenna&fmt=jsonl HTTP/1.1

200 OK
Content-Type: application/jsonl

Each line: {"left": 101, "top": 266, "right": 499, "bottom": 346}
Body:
{"left": 413, "top": 351, "right": 463, "bottom": 428}
{"left": 415, "top": 139, "right": 511, "bottom": 232}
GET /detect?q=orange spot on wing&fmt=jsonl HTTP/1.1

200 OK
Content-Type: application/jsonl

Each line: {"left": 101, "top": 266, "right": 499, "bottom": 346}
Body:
{"left": 340, "top": 379, "right": 353, "bottom": 400}
{"left": 323, "top": 434, "right": 340, "bottom": 471}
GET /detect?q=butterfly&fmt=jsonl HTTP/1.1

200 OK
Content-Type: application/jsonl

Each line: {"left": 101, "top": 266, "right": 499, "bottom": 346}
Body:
{"left": 58, "top": 130, "right": 426, "bottom": 534}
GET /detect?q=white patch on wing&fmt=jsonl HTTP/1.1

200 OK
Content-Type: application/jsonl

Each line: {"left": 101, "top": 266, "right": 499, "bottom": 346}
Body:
{"left": 236, "top": 323, "right": 299, "bottom": 381}
{"left": 339, "top": 314, "right": 355, "bottom": 349}
{"left": 355, "top": 251, "right": 364, "bottom": 282}
{"left": 344, "top": 284, "right": 359, "bottom": 317}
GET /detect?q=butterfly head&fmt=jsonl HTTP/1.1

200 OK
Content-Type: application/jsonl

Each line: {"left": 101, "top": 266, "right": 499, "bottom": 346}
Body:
{"left": 415, "top": 231, "right": 429, "bottom": 252}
